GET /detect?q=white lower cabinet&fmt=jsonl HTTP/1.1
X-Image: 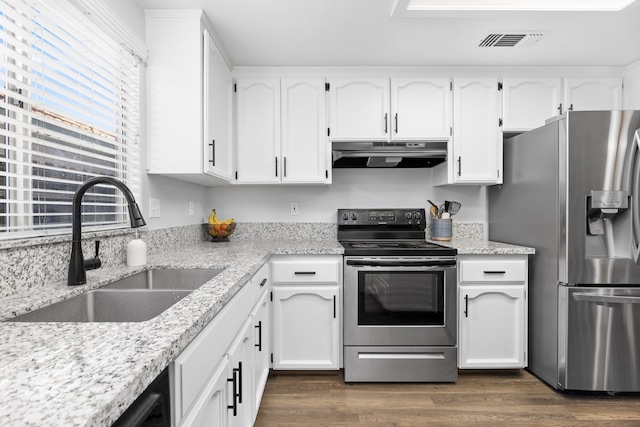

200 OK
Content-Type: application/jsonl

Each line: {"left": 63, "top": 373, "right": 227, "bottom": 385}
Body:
{"left": 180, "top": 356, "right": 230, "bottom": 427}
{"left": 272, "top": 285, "right": 340, "bottom": 369}
{"left": 457, "top": 255, "right": 528, "bottom": 369}
{"left": 171, "top": 262, "right": 270, "bottom": 427}
{"left": 250, "top": 290, "right": 270, "bottom": 424}
{"left": 227, "top": 318, "right": 253, "bottom": 427}
{"left": 271, "top": 255, "right": 342, "bottom": 370}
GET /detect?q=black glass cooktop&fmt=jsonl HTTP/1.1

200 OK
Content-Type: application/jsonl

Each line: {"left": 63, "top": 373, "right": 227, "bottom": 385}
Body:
{"left": 340, "top": 240, "right": 456, "bottom": 257}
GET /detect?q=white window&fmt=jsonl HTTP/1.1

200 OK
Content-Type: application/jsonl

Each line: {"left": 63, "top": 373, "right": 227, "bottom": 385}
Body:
{"left": 0, "top": 0, "right": 143, "bottom": 238}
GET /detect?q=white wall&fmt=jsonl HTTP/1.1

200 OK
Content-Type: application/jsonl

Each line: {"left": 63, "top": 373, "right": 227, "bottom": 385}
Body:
{"left": 208, "top": 168, "right": 487, "bottom": 226}
{"left": 624, "top": 60, "right": 640, "bottom": 109}
{"left": 107, "top": 0, "right": 209, "bottom": 229}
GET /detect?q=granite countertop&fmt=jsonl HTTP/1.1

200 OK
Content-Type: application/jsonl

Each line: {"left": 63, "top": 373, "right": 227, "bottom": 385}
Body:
{"left": 430, "top": 238, "right": 535, "bottom": 255}
{"left": 0, "top": 236, "right": 533, "bottom": 426}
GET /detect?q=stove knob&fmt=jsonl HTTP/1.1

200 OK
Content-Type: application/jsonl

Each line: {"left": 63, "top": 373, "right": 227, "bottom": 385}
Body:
{"left": 342, "top": 213, "right": 349, "bottom": 221}
{"left": 405, "top": 212, "right": 413, "bottom": 222}
{"left": 351, "top": 212, "right": 358, "bottom": 221}
{"left": 413, "top": 211, "right": 422, "bottom": 221}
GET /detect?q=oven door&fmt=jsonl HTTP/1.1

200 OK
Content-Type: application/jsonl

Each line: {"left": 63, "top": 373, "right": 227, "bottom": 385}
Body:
{"left": 344, "top": 257, "right": 457, "bottom": 347}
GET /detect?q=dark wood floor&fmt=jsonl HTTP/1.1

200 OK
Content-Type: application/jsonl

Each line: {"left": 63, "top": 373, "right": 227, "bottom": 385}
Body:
{"left": 254, "top": 370, "right": 640, "bottom": 426}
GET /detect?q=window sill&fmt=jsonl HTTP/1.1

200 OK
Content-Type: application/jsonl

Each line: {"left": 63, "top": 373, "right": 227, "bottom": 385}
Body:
{"left": 0, "top": 226, "right": 144, "bottom": 251}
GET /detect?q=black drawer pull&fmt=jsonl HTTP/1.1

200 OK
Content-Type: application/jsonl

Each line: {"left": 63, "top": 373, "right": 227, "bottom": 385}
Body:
{"left": 483, "top": 270, "right": 506, "bottom": 274}
{"left": 255, "top": 321, "right": 262, "bottom": 351}
{"left": 259, "top": 278, "right": 267, "bottom": 287}
{"left": 227, "top": 370, "right": 237, "bottom": 416}
{"left": 294, "top": 271, "right": 316, "bottom": 275}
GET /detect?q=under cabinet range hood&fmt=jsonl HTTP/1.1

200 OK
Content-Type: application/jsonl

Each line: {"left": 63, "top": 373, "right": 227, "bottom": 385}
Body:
{"left": 332, "top": 141, "right": 447, "bottom": 168}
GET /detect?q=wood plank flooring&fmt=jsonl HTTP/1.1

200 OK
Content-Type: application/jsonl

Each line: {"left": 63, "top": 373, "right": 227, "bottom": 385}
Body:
{"left": 254, "top": 370, "right": 640, "bottom": 426}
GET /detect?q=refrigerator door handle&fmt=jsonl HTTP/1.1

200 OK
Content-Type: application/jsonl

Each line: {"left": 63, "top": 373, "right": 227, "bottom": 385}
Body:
{"left": 632, "top": 130, "right": 640, "bottom": 263}
{"left": 572, "top": 293, "right": 640, "bottom": 305}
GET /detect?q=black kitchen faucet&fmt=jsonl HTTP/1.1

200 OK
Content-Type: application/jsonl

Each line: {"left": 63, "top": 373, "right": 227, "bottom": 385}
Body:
{"left": 68, "top": 176, "right": 146, "bottom": 286}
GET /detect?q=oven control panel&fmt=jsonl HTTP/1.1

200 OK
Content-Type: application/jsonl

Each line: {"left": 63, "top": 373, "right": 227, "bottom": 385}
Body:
{"left": 338, "top": 208, "right": 426, "bottom": 226}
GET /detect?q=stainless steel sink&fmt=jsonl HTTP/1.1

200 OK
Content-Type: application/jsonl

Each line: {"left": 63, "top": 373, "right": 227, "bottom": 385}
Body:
{"left": 9, "top": 289, "right": 192, "bottom": 323}
{"left": 102, "top": 268, "right": 224, "bottom": 291}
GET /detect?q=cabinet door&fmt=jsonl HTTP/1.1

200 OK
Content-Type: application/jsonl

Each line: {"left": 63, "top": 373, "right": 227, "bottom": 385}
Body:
{"left": 235, "top": 78, "right": 281, "bottom": 183}
{"left": 272, "top": 286, "right": 339, "bottom": 369}
{"left": 181, "top": 357, "right": 230, "bottom": 427}
{"left": 329, "top": 78, "right": 390, "bottom": 141}
{"left": 251, "top": 290, "right": 270, "bottom": 423}
{"left": 203, "top": 29, "right": 233, "bottom": 181}
{"left": 281, "top": 78, "right": 328, "bottom": 183}
{"left": 227, "top": 319, "right": 254, "bottom": 427}
{"left": 452, "top": 77, "right": 502, "bottom": 184}
{"left": 502, "top": 77, "right": 562, "bottom": 132}
{"left": 458, "top": 285, "right": 526, "bottom": 369}
{"left": 391, "top": 78, "right": 451, "bottom": 141}
{"left": 564, "top": 77, "right": 623, "bottom": 112}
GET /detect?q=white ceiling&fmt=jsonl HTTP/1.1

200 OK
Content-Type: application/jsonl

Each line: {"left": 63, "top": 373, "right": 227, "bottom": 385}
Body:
{"left": 135, "top": 0, "right": 640, "bottom": 68}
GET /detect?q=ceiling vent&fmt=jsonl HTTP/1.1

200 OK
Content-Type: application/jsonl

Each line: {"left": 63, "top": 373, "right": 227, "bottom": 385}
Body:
{"left": 479, "top": 33, "right": 543, "bottom": 48}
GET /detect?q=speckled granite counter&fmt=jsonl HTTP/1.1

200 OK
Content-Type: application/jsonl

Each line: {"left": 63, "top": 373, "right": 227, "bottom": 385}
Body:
{"left": 430, "top": 238, "right": 535, "bottom": 255}
{"left": 0, "top": 236, "right": 532, "bottom": 426}
{"left": 0, "top": 240, "right": 343, "bottom": 427}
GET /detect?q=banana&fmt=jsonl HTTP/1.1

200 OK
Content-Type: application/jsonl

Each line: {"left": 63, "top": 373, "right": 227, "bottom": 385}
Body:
{"left": 208, "top": 209, "right": 221, "bottom": 225}
{"left": 208, "top": 209, "right": 233, "bottom": 225}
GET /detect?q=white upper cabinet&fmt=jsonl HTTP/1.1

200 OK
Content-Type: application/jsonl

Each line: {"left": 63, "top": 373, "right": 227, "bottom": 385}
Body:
{"left": 329, "top": 77, "right": 452, "bottom": 142}
{"left": 391, "top": 78, "right": 452, "bottom": 141}
{"left": 146, "top": 11, "right": 233, "bottom": 186}
{"left": 204, "top": 29, "right": 234, "bottom": 181}
{"left": 235, "top": 78, "right": 281, "bottom": 184}
{"left": 434, "top": 77, "right": 501, "bottom": 185}
{"left": 235, "top": 77, "right": 330, "bottom": 184}
{"left": 502, "top": 77, "right": 562, "bottom": 132}
{"left": 281, "top": 78, "right": 329, "bottom": 183}
{"left": 329, "top": 78, "right": 390, "bottom": 141}
{"left": 564, "top": 77, "right": 623, "bottom": 112}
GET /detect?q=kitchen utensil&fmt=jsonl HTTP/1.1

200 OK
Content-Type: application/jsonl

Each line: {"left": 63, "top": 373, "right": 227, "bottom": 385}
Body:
{"left": 430, "top": 205, "right": 437, "bottom": 218}
{"left": 444, "top": 201, "right": 451, "bottom": 213}
{"left": 448, "top": 201, "right": 462, "bottom": 216}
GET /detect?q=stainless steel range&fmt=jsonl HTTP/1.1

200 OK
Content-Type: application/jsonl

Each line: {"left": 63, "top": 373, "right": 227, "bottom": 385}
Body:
{"left": 338, "top": 208, "right": 458, "bottom": 382}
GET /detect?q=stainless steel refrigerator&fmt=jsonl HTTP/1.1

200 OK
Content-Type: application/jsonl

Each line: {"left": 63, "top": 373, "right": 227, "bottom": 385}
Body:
{"left": 489, "top": 110, "right": 640, "bottom": 392}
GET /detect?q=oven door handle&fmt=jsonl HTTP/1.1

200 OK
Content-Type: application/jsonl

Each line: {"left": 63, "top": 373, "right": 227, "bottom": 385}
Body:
{"left": 345, "top": 260, "right": 456, "bottom": 267}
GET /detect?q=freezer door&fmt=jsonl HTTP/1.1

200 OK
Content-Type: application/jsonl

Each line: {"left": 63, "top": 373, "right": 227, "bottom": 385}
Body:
{"left": 558, "top": 286, "right": 640, "bottom": 392}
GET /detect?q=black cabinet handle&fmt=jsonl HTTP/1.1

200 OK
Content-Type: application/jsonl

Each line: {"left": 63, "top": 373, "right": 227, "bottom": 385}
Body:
{"left": 284, "top": 157, "right": 287, "bottom": 178}
{"left": 209, "top": 140, "right": 215, "bottom": 166}
{"left": 227, "top": 370, "right": 237, "bottom": 416}
{"left": 384, "top": 113, "right": 388, "bottom": 134}
{"left": 255, "top": 321, "right": 262, "bottom": 351}
{"left": 333, "top": 295, "right": 336, "bottom": 319}
{"left": 457, "top": 156, "right": 462, "bottom": 177}
{"left": 294, "top": 271, "right": 316, "bottom": 275}
{"left": 275, "top": 157, "right": 278, "bottom": 177}
{"left": 464, "top": 295, "right": 469, "bottom": 318}
{"left": 236, "top": 362, "right": 243, "bottom": 404}
{"left": 259, "top": 278, "right": 267, "bottom": 287}
{"left": 483, "top": 270, "right": 506, "bottom": 274}
{"left": 394, "top": 113, "right": 398, "bottom": 134}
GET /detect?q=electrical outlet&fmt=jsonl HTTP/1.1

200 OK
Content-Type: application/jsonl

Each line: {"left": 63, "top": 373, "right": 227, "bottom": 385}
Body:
{"left": 290, "top": 202, "right": 299, "bottom": 215}
{"left": 149, "top": 198, "right": 161, "bottom": 218}
{"left": 188, "top": 201, "right": 194, "bottom": 216}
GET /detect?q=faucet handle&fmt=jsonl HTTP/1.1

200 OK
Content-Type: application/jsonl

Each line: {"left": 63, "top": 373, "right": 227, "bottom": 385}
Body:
{"left": 84, "top": 240, "right": 102, "bottom": 271}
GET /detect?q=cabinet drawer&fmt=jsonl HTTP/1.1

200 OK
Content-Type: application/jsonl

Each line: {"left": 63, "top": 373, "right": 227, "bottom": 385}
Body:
{"left": 173, "top": 281, "right": 252, "bottom": 421}
{"left": 459, "top": 259, "right": 526, "bottom": 283}
{"left": 272, "top": 257, "right": 341, "bottom": 284}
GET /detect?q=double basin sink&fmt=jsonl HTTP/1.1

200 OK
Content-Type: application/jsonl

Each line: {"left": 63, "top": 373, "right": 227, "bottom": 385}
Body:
{"left": 10, "top": 268, "right": 224, "bottom": 323}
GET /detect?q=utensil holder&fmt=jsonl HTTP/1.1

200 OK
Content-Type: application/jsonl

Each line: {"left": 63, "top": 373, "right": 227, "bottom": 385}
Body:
{"left": 431, "top": 218, "right": 452, "bottom": 241}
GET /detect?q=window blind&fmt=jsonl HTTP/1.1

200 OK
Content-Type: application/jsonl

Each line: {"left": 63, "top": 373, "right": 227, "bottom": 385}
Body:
{"left": 0, "top": 0, "right": 141, "bottom": 238}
